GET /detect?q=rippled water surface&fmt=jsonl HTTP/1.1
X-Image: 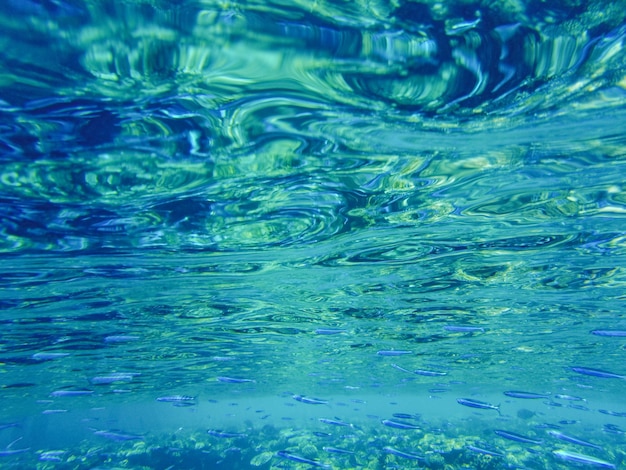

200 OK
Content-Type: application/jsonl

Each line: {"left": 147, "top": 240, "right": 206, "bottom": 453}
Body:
{"left": 2, "top": 0, "right": 626, "bottom": 468}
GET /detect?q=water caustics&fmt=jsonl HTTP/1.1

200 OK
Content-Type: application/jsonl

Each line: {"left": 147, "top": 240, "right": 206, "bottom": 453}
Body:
{"left": 1, "top": 0, "right": 626, "bottom": 469}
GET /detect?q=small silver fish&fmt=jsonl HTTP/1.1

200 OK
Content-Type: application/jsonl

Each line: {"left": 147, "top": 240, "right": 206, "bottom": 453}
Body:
{"left": 212, "top": 356, "right": 235, "bottom": 361}
{"left": 392, "top": 413, "right": 420, "bottom": 420}
{"left": 383, "top": 446, "right": 424, "bottom": 460}
{"left": 90, "top": 374, "right": 134, "bottom": 385}
{"left": 504, "top": 391, "right": 550, "bottom": 399}
{"left": 390, "top": 363, "right": 412, "bottom": 373}
{"left": 466, "top": 445, "right": 504, "bottom": 457}
{"left": 319, "top": 418, "right": 353, "bottom": 427}
{"left": 457, "top": 398, "right": 500, "bottom": 414}
{"left": 216, "top": 377, "right": 255, "bottom": 384}
{"left": 494, "top": 429, "right": 542, "bottom": 445}
{"left": 570, "top": 366, "right": 625, "bottom": 379}
{"left": 381, "top": 419, "right": 420, "bottom": 430}
{"left": 50, "top": 390, "right": 94, "bottom": 397}
{"left": 104, "top": 335, "right": 140, "bottom": 343}
{"left": 548, "top": 430, "right": 602, "bottom": 450}
{"left": 0, "top": 438, "right": 29, "bottom": 456}
{"left": 39, "top": 450, "right": 66, "bottom": 462}
{"left": 598, "top": 409, "right": 626, "bottom": 417}
{"left": 444, "top": 325, "right": 485, "bottom": 333}
{"left": 93, "top": 430, "right": 143, "bottom": 441}
{"left": 553, "top": 450, "right": 616, "bottom": 469}
{"left": 315, "top": 329, "right": 346, "bottom": 335}
{"left": 292, "top": 395, "right": 328, "bottom": 405}
{"left": 156, "top": 395, "right": 195, "bottom": 403}
{"left": 590, "top": 330, "right": 626, "bottom": 337}
{"left": 323, "top": 447, "right": 354, "bottom": 454}
{"left": 276, "top": 450, "right": 330, "bottom": 468}
{"left": 0, "top": 448, "right": 30, "bottom": 456}
{"left": 207, "top": 430, "right": 247, "bottom": 438}
{"left": 445, "top": 16, "right": 482, "bottom": 36}
{"left": 377, "top": 350, "right": 413, "bottom": 356}
{"left": 555, "top": 394, "right": 586, "bottom": 402}
{"left": 413, "top": 369, "right": 447, "bottom": 377}
{"left": 0, "top": 423, "right": 19, "bottom": 431}
{"left": 603, "top": 424, "right": 624, "bottom": 434}
{"left": 32, "top": 352, "right": 70, "bottom": 360}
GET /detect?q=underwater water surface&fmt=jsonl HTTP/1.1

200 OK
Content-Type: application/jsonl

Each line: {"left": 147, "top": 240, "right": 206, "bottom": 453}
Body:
{"left": 1, "top": 0, "right": 626, "bottom": 468}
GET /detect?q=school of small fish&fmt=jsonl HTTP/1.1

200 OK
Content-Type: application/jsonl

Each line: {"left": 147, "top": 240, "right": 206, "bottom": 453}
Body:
{"left": 3, "top": 325, "right": 624, "bottom": 468}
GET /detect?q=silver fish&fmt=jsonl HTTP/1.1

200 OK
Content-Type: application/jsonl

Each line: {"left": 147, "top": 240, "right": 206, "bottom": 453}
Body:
{"left": 94, "top": 430, "right": 143, "bottom": 441}
{"left": 276, "top": 450, "right": 330, "bottom": 468}
{"left": 590, "top": 330, "right": 626, "bottom": 337}
{"left": 0, "top": 438, "right": 29, "bottom": 456}
{"left": 413, "top": 369, "right": 447, "bottom": 377}
{"left": 570, "top": 366, "right": 625, "bottom": 379}
{"left": 319, "top": 418, "right": 352, "bottom": 427}
{"left": 315, "top": 329, "right": 346, "bottom": 335}
{"left": 39, "top": 450, "right": 66, "bottom": 462}
{"left": 444, "top": 325, "right": 485, "bottom": 333}
{"left": 207, "top": 430, "right": 247, "bottom": 438}
{"left": 445, "top": 17, "right": 482, "bottom": 36}
{"left": 212, "top": 356, "right": 235, "bottom": 362}
{"left": 603, "top": 424, "right": 624, "bottom": 434}
{"left": 156, "top": 395, "right": 195, "bottom": 403}
{"left": 456, "top": 398, "right": 500, "bottom": 414}
{"left": 392, "top": 413, "right": 420, "bottom": 420}
{"left": 104, "top": 335, "right": 139, "bottom": 343}
{"left": 555, "top": 394, "right": 586, "bottom": 401}
{"left": 598, "top": 409, "right": 626, "bottom": 417}
{"left": 390, "top": 363, "right": 412, "bottom": 373}
{"left": 569, "top": 403, "right": 589, "bottom": 411}
{"left": 0, "top": 423, "right": 19, "bottom": 431}
{"left": 466, "top": 445, "right": 504, "bottom": 457}
{"left": 504, "top": 391, "right": 549, "bottom": 399}
{"left": 216, "top": 377, "right": 255, "bottom": 384}
{"left": 32, "top": 352, "right": 70, "bottom": 360}
{"left": 50, "top": 390, "right": 94, "bottom": 397}
{"left": 381, "top": 419, "right": 420, "bottom": 430}
{"left": 553, "top": 450, "right": 616, "bottom": 469}
{"left": 548, "top": 430, "right": 602, "bottom": 450}
{"left": 383, "top": 446, "right": 424, "bottom": 460}
{"left": 292, "top": 395, "right": 328, "bottom": 405}
{"left": 377, "top": 350, "right": 413, "bottom": 356}
{"left": 90, "top": 374, "right": 134, "bottom": 385}
{"left": 323, "top": 447, "right": 354, "bottom": 454}
{"left": 0, "top": 448, "right": 30, "bottom": 456}
{"left": 494, "top": 429, "right": 542, "bottom": 444}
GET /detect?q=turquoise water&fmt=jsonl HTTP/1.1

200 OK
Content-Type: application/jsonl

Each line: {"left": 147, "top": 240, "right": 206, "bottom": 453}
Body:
{"left": 1, "top": 1, "right": 626, "bottom": 468}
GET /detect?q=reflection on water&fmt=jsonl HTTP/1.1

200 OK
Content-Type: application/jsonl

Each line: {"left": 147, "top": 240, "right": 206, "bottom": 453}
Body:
{"left": 1, "top": 0, "right": 626, "bottom": 468}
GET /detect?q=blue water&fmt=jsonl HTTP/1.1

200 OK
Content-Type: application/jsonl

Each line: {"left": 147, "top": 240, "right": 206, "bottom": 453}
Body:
{"left": 1, "top": 1, "right": 626, "bottom": 468}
